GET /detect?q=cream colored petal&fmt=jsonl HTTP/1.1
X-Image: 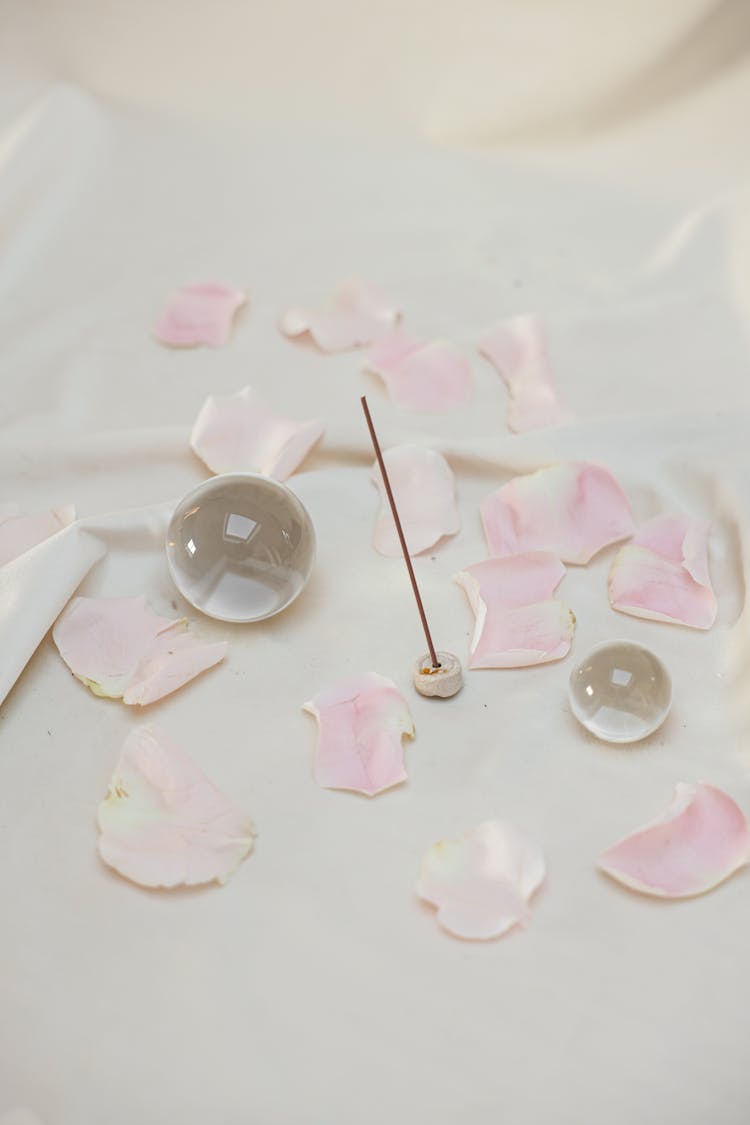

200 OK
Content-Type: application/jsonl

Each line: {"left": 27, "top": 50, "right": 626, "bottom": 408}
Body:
{"left": 479, "top": 316, "right": 574, "bottom": 433}
{"left": 98, "top": 727, "right": 256, "bottom": 888}
{"left": 190, "top": 384, "right": 324, "bottom": 480}
{"left": 53, "top": 595, "right": 226, "bottom": 704}
{"left": 280, "top": 277, "right": 399, "bottom": 351}
{"left": 370, "top": 444, "right": 460, "bottom": 556}
{"left": 123, "top": 633, "right": 228, "bottom": 705}
{"left": 417, "top": 819, "right": 545, "bottom": 940}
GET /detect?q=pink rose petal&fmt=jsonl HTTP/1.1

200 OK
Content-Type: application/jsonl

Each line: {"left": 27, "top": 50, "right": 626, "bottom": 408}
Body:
{"left": 0, "top": 503, "right": 75, "bottom": 568}
{"left": 599, "top": 782, "right": 750, "bottom": 898}
{"left": 481, "top": 462, "right": 635, "bottom": 564}
{"left": 608, "top": 513, "right": 717, "bottom": 629}
{"left": 98, "top": 726, "right": 256, "bottom": 888}
{"left": 454, "top": 553, "right": 574, "bottom": 668}
{"left": 416, "top": 819, "right": 545, "bottom": 940}
{"left": 53, "top": 595, "right": 226, "bottom": 704}
{"left": 190, "top": 384, "right": 324, "bottom": 480}
{"left": 478, "top": 316, "right": 574, "bottom": 432}
{"left": 303, "top": 672, "right": 414, "bottom": 796}
{"left": 154, "top": 282, "right": 246, "bottom": 347}
{"left": 280, "top": 277, "right": 399, "bottom": 352}
{"left": 370, "top": 444, "right": 460, "bottom": 557}
{"left": 364, "top": 331, "right": 473, "bottom": 411}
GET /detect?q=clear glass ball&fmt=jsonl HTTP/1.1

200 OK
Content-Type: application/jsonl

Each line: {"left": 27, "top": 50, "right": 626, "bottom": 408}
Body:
{"left": 166, "top": 473, "right": 316, "bottom": 623}
{"left": 568, "top": 640, "right": 672, "bottom": 744}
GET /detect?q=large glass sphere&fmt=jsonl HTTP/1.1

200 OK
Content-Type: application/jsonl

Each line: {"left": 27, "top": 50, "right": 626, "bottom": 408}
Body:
{"left": 166, "top": 473, "right": 316, "bottom": 623}
{"left": 568, "top": 640, "right": 672, "bottom": 744}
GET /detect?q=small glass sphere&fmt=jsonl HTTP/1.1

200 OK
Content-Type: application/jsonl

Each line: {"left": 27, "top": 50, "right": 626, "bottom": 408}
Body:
{"left": 166, "top": 473, "right": 316, "bottom": 623}
{"left": 568, "top": 640, "right": 672, "bottom": 744}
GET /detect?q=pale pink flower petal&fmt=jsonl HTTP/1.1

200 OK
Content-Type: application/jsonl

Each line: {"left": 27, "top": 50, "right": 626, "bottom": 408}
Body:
{"left": 303, "top": 672, "right": 415, "bottom": 796}
{"left": 478, "top": 316, "right": 574, "bottom": 432}
{"left": 190, "top": 384, "right": 324, "bottom": 481}
{"left": 154, "top": 282, "right": 246, "bottom": 347}
{"left": 454, "top": 553, "right": 574, "bottom": 668}
{"left": 123, "top": 631, "right": 229, "bottom": 706}
{"left": 98, "top": 726, "right": 256, "bottom": 888}
{"left": 608, "top": 513, "right": 717, "bottom": 629}
{"left": 364, "top": 331, "right": 473, "bottom": 411}
{"left": 0, "top": 503, "right": 75, "bottom": 567}
{"left": 280, "top": 277, "right": 399, "bottom": 352}
{"left": 53, "top": 595, "right": 226, "bottom": 704}
{"left": 599, "top": 782, "right": 750, "bottom": 898}
{"left": 481, "top": 462, "right": 635, "bottom": 564}
{"left": 370, "top": 444, "right": 460, "bottom": 557}
{"left": 416, "top": 819, "right": 545, "bottom": 940}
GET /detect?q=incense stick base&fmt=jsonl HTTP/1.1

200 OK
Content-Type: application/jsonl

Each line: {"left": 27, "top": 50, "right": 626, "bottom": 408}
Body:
{"left": 413, "top": 652, "right": 463, "bottom": 698}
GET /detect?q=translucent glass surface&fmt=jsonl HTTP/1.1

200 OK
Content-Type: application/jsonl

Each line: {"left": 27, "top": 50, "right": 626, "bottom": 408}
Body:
{"left": 166, "top": 474, "right": 315, "bottom": 623}
{"left": 568, "top": 640, "right": 672, "bottom": 744}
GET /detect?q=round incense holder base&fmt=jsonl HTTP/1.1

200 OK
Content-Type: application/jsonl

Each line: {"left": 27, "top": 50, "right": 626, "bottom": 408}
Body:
{"left": 413, "top": 652, "right": 463, "bottom": 699}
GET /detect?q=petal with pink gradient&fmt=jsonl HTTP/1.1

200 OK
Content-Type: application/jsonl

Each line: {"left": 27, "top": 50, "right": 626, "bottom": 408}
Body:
{"left": 0, "top": 503, "right": 75, "bottom": 568}
{"left": 190, "top": 384, "right": 324, "bottom": 480}
{"left": 53, "top": 595, "right": 226, "bottom": 704}
{"left": 454, "top": 553, "right": 574, "bottom": 668}
{"left": 481, "top": 462, "right": 635, "bottom": 564}
{"left": 364, "top": 332, "right": 473, "bottom": 411}
{"left": 370, "top": 444, "right": 460, "bottom": 557}
{"left": 303, "top": 672, "right": 414, "bottom": 796}
{"left": 154, "top": 282, "right": 246, "bottom": 347}
{"left": 608, "top": 513, "right": 717, "bottom": 629}
{"left": 98, "top": 726, "right": 256, "bottom": 888}
{"left": 478, "top": 316, "right": 574, "bottom": 432}
{"left": 280, "top": 277, "right": 399, "bottom": 352}
{"left": 416, "top": 819, "right": 545, "bottom": 940}
{"left": 599, "top": 782, "right": 750, "bottom": 898}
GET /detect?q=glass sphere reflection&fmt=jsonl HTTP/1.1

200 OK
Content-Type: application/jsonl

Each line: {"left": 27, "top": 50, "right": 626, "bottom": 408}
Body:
{"left": 166, "top": 473, "right": 316, "bottom": 623}
{"left": 568, "top": 640, "right": 672, "bottom": 744}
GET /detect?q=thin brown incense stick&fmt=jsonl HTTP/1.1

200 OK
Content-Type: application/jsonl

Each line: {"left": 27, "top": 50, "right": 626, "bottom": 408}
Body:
{"left": 361, "top": 395, "right": 441, "bottom": 669}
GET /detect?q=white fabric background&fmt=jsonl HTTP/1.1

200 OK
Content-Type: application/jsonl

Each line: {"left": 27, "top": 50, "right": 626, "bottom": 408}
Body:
{"left": 2, "top": 4, "right": 750, "bottom": 1124}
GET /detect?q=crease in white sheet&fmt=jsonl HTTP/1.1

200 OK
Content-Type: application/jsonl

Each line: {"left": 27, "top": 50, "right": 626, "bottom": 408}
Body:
{"left": 0, "top": 88, "right": 109, "bottom": 299}
{"left": 3, "top": 79, "right": 750, "bottom": 1125}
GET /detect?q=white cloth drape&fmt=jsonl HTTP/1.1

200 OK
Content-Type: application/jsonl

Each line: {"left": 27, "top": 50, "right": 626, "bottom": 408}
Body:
{"left": 2, "top": 6, "right": 750, "bottom": 1123}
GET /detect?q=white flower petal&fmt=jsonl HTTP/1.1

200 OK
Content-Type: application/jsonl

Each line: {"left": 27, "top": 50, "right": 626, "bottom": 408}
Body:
{"left": 190, "top": 385, "right": 324, "bottom": 480}
{"left": 53, "top": 596, "right": 226, "bottom": 705}
{"left": 280, "top": 278, "right": 399, "bottom": 351}
{"left": 479, "top": 316, "right": 573, "bottom": 432}
{"left": 371, "top": 444, "right": 460, "bottom": 556}
{"left": 98, "top": 727, "right": 256, "bottom": 888}
{"left": 417, "top": 820, "right": 545, "bottom": 940}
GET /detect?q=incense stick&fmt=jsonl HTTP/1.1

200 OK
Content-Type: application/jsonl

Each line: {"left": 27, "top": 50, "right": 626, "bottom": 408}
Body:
{"left": 360, "top": 395, "right": 441, "bottom": 669}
